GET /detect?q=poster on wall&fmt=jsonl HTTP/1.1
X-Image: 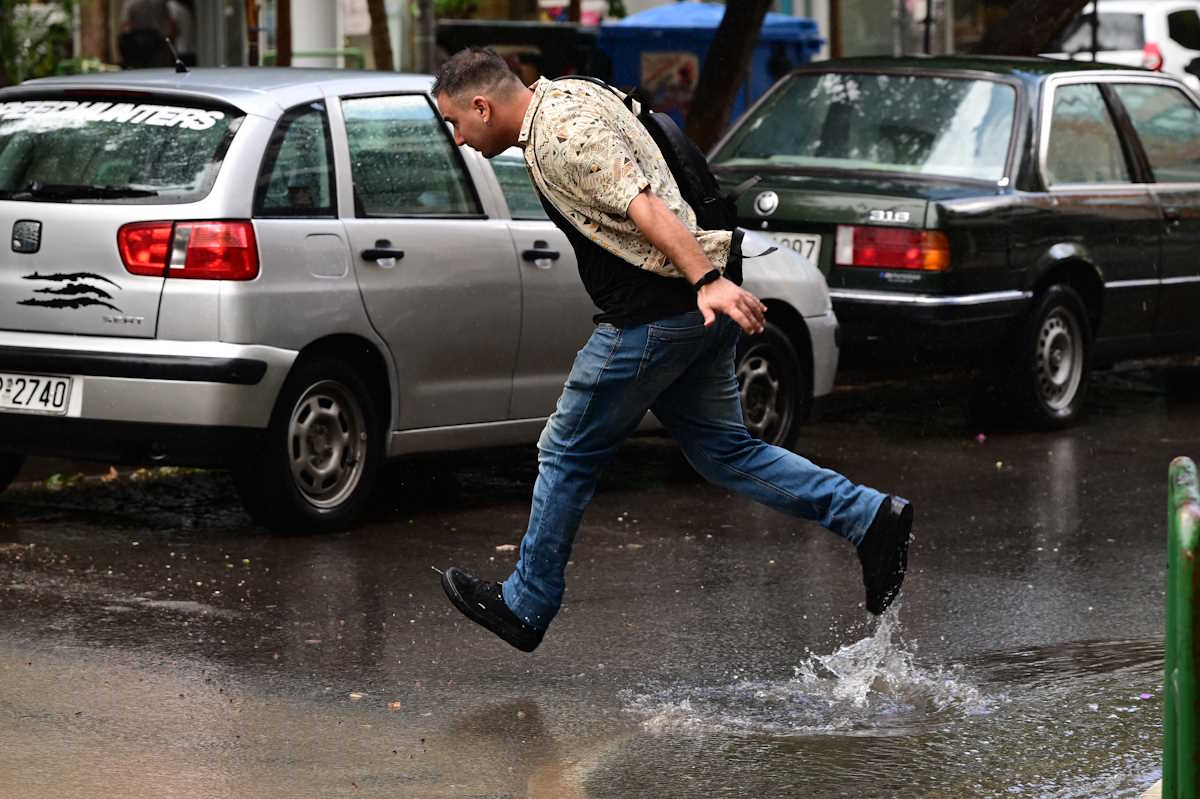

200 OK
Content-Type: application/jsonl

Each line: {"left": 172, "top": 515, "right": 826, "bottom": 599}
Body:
{"left": 640, "top": 51, "right": 700, "bottom": 120}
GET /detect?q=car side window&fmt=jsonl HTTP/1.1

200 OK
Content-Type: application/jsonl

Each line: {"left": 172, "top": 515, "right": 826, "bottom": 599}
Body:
{"left": 492, "top": 154, "right": 548, "bottom": 220}
{"left": 254, "top": 102, "right": 336, "bottom": 217}
{"left": 1168, "top": 9, "right": 1200, "bottom": 49}
{"left": 341, "top": 94, "right": 481, "bottom": 218}
{"left": 1045, "top": 83, "right": 1131, "bottom": 185}
{"left": 1113, "top": 83, "right": 1200, "bottom": 183}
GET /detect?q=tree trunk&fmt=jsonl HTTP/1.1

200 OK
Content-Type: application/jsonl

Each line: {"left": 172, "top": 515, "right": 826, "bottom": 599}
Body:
{"left": 829, "top": 0, "right": 842, "bottom": 58}
{"left": 246, "top": 0, "right": 259, "bottom": 66}
{"left": 80, "top": 0, "right": 110, "bottom": 62}
{"left": 275, "top": 0, "right": 292, "bottom": 67}
{"left": 366, "top": 0, "right": 393, "bottom": 71}
{"left": 416, "top": 0, "right": 434, "bottom": 73}
{"left": 568, "top": 0, "right": 581, "bottom": 23}
{"left": 974, "top": 0, "right": 1089, "bottom": 55}
{"left": 0, "top": 0, "right": 13, "bottom": 88}
{"left": 684, "top": 0, "right": 772, "bottom": 152}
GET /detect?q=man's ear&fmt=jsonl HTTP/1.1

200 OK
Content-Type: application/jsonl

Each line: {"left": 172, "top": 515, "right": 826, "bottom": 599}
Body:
{"left": 471, "top": 95, "right": 491, "bottom": 123}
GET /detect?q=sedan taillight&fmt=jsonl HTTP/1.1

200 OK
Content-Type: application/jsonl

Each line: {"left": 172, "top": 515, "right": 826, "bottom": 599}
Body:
{"left": 118, "top": 220, "right": 259, "bottom": 280}
{"left": 118, "top": 221, "right": 173, "bottom": 276}
{"left": 835, "top": 225, "right": 951, "bottom": 272}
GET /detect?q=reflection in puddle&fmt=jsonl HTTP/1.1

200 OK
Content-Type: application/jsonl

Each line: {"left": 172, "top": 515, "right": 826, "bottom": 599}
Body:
{"left": 624, "top": 607, "right": 994, "bottom": 737}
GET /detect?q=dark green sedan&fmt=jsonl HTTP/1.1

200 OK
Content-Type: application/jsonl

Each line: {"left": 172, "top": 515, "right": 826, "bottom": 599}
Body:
{"left": 711, "top": 56, "right": 1200, "bottom": 427}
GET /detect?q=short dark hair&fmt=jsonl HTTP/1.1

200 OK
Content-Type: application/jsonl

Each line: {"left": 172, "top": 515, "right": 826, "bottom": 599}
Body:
{"left": 431, "top": 47, "right": 524, "bottom": 101}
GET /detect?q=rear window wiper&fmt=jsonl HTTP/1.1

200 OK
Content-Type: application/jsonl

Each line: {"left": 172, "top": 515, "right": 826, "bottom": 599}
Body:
{"left": 0, "top": 182, "right": 159, "bottom": 200}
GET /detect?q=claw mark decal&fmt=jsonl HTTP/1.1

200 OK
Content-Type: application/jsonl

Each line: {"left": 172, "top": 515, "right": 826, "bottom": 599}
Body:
{"left": 18, "top": 296, "right": 123, "bottom": 312}
{"left": 32, "top": 283, "right": 117, "bottom": 300}
{"left": 23, "top": 272, "right": 121, "bottom": 288}
{"left": 18, "top": 272, "right": 123, "bottom": 312}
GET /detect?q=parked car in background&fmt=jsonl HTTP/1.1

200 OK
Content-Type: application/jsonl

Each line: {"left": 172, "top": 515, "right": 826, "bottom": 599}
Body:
{"left": 0, "top": 68, "right": 838, "bottom": 532}
{"left": 1042, "top": 0, "right": 1200, "bottom": 91}
{"left": 711, "top": 56, "right": 1200, "bottom": 428}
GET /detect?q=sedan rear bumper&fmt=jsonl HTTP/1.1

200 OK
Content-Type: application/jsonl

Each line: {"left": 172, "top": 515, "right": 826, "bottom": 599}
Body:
{"left": 830, "top": 289, "right": 1031, "bottom": 352}
{"left": 0, "top": 333, "right": 296, "bottom": 429}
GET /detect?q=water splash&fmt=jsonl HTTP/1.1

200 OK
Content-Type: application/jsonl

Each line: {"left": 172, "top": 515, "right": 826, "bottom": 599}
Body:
{"left": 625, "top": 606, "right": 995, "bottom": 737}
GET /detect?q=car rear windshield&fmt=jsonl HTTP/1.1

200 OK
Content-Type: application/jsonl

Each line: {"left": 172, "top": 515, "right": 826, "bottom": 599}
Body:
{"left": 0, "top": 96, "right": 242, "bottom": 204}
{"left": 712, "top": 72, "right": 1016, "bottom": 182}
{"left": 1048, "top": 13, "right": 1146, "bottom": 53}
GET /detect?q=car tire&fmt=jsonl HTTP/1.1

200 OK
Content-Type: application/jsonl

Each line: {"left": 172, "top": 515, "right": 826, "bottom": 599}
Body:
{"left": 232, "top": 358, "right": 381, "bottom": 534}
{"left": 1011, "top": 284, "right": 1091, "bottom": 429}
{"left": 735, "top": 322, "right": 811, "bottom": 449}
{"left": 0, "top": 453, "right": 25, "bottom": 493}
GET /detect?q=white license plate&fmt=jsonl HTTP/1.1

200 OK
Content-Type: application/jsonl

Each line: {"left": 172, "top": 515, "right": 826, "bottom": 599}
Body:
{"left": 768, "top": 233, "right": 821, "bottom": 266}
{"left": 0, "top": 372, "right": 74, "bottom": 416}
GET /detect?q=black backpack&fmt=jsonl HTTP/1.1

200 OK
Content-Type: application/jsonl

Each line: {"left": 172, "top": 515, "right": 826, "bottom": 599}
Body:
{"left": 555, "top": 76, "right": 753, "bottom": 233}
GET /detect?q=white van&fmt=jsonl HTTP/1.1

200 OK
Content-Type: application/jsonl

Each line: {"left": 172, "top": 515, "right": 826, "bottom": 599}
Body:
{"left": 1043, "top": 0, "right": 1200, "bottom": 91}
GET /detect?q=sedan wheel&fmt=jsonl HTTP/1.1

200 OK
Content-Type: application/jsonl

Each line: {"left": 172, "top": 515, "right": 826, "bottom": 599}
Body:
{"left": 735, "top": 322, "right": 810, "bottom": 449}
{"left": 233, "top": 358, "right": 380, "bottom": 534}
{"left": 286, "top": 380, "right": 368, "bottom": 510}
{"left": 1014, "top": 284, "right": 1091, "bottom": 429}
{"left": 1034, "top": 308, "right": 1083, "bottom": 413}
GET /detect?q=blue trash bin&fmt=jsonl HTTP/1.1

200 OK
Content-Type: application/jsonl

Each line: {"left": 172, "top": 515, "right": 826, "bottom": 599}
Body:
{"left": 597, "top": 2, "right": 823, "bottom": 129}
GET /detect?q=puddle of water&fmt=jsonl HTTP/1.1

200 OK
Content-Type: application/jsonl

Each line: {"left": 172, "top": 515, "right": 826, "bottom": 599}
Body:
{"left": 625, "top": 606, "right": 992, "bottom": 738}
{"left": 615, "top": 609, "right": 1163, "bottom": 799}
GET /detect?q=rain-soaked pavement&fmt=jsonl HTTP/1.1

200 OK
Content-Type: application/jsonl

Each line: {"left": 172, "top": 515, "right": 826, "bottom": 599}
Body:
{"left": 2, "top": 360, "right": 1195, "bottom": 798}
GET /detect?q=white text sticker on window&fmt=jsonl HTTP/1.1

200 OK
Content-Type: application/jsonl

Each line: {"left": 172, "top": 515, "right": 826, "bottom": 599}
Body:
{"left": 0, "top": 101, "right": 225, "bottom": 131}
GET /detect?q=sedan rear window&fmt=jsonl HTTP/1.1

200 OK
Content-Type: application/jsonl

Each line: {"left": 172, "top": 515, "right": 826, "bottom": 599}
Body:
{"left": 0, "top": 97, "right": 242, "bottom": 204}
{"left": 712, "top": 72, "right": 1016, "bottom": 182}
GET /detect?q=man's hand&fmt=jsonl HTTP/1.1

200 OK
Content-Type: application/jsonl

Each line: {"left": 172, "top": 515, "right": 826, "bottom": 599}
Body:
{"left": 698, "top": 277, "right": 766, "bottom": 335}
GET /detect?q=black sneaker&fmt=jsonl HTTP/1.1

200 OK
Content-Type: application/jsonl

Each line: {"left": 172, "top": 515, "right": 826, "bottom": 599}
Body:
{"left": 440, "top": 566, "right": 544, "bottom": 652}
{"left": 857, "top": 496, "right": 914, "bottom": 615}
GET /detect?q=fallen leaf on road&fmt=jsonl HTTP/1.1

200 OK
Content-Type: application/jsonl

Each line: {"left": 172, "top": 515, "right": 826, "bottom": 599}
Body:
{"left": 100, "top": 466, "right": 120, "bottom": 483}
{"left": 388, "top": 701, "right": 403, "bottom": 711}
{"left": 349, "top": 692, "right": 365, "bottom": 701}
{"left": 495, "top": 544, "right": 517, "bottom": 552}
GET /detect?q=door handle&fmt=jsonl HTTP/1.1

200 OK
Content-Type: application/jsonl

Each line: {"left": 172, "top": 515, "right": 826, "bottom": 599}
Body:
{"left": 520, "top": 245, "right": 556, "bottom": 261}
{"left": 1164, "top": 206, "right": 1183, "bottom": 228}
{"left": 362, "top": 239, "right": 405, "bottom": 269}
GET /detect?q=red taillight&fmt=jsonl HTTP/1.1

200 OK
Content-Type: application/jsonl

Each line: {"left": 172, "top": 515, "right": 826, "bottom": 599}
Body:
{"left": 174, "top": 221, "right": 258, "bottom": 280}
{"left": 118, "top": 221, "right": 173, "bottom": 276}
{"left": 118, "top": 220, "right": 259, "bottom": 280}
{"left": 1142, "top": 42, "right": 1164, "bottom": 71}
{"left": 835, "top": 225, "right": 951, "bottom": 272}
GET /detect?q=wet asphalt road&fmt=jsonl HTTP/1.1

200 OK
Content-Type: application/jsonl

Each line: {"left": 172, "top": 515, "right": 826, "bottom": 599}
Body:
{"left": 1, "top": 361, "right": 1195, "bottom": 798}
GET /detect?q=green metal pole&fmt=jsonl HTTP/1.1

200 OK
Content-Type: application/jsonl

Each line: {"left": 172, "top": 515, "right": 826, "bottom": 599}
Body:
{"left": 1166, "top": 456, "right": 1200, "bottom": 799}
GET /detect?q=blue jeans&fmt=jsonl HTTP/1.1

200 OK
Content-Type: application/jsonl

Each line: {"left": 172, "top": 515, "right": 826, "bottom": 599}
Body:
{"left": 502, "top": 311, "right": 886, "bottom": 631}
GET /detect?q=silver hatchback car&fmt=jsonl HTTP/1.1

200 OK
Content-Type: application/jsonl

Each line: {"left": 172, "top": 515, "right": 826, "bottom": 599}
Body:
{"left": 0, "top": 68, "right": 839, "bottom": 533}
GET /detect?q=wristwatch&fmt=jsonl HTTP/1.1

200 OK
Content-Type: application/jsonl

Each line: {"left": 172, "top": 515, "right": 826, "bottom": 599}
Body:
{"left": 692, "top": 268, "right": 722, "bottom": 292}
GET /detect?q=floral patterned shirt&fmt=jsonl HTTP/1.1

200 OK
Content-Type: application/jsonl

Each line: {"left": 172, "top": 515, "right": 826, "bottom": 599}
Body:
{"left": 517, "top": 77, "right": 731, "bottom": 280}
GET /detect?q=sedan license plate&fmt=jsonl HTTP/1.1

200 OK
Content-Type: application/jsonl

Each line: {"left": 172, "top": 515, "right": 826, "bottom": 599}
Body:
{"left": 0, "top": 372, "right": 73, "bottom": 416}
{"left": 768, "top": 233, "right": 821, "bottom": 266}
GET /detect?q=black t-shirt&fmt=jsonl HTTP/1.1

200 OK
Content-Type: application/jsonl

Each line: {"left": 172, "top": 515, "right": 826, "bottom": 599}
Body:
{"left": 536, "top": 190, "right": 742, "bottom": 329}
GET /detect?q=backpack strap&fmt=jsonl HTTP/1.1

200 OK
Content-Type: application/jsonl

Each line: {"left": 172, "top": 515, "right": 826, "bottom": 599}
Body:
{"left": 552, "top": 75, "right": 643, "bottom": 118}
